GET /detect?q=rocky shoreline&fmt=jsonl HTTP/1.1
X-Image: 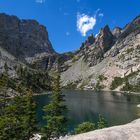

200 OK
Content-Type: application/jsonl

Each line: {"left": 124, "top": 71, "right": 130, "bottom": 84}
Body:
{"left": 31, "top": 118, "right": 140, "bottom": 140}
{"left": 61, "top": 119, "right": 140, "bottom": 140}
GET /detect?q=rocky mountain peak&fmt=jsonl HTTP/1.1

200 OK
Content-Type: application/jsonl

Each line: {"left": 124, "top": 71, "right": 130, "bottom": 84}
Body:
{"left": 0, "top": 13, "right": 55, "bottom": 60}
{"left": 98, "top": 25, "right": 111, "bottom": 35}
{"left": 118, "top": 14, "right": 140, "bottom": 40}
{"left": 79, "top": 33, "right": 95, "bottom": 50}
{"left": 75, "top": 25, "right": 115, "bottom": 68}
{"left": 112, "top": 27, "right": 122, "bottom": 38}
{"left": 131, "top": 14, "right": 140, "bottom": 25}
{"left": 102, "top": 25, "right": 110, "bottom": 33}
{"left": 86, "top": 33, "right": 95, "bottom": 45}
{"left": 95, "top": 25, "right": 114, "bottom": 52}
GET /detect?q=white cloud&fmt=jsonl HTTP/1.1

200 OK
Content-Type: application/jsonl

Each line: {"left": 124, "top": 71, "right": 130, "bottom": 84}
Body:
{"left": 77, "top": 13, "right": 96, "bottom": 36}
{"left": 36, "top": 0, "right": 45, "bottom": 4}
{"left": 99, "top": 13, "right": 104, "bottom": 17}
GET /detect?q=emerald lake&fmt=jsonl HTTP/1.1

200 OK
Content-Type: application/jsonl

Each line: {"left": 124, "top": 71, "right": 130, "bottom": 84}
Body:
{"left": 34, "top": 90, "right": 140, "bottom": 132}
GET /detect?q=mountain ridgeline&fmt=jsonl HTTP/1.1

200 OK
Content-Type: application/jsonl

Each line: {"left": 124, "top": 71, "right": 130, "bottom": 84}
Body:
{"left": 0, "top": 13, "right": 140, "bottom": 94}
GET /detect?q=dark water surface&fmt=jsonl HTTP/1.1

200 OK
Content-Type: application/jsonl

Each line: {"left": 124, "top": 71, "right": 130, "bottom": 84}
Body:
{"left": 34, "top": 90, "right": 140, "bottom": 132}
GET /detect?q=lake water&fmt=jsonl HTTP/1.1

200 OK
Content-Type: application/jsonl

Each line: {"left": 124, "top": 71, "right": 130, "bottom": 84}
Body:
{"left": 34, "top": 90, "right": 140, "bottom": 132}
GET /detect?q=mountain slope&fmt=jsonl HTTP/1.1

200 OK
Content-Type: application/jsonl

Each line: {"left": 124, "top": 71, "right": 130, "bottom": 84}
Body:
{"left": 61, "top": 15, "right": 140, "bottom": 92}
{"left": 0, "top": 13, "right": 55, "bottom": 94}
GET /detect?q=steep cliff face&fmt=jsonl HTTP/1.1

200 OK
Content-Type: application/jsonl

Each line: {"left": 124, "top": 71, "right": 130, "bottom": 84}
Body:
{"left": 95, "top": 25, "right": 114, "bottom": 52}
{"left": 0, "top": 13, "right": 55, "bottom": 93}
{"left": 0, "top": 13, "right": 58, "bottom": 75}
{"left": 0, "top": 13, "right": 55, "bottom": 60}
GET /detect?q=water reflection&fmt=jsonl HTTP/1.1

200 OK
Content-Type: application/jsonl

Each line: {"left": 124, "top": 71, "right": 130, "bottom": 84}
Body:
{"left": 35, "top": 90, "right": 140, "bottom": 131}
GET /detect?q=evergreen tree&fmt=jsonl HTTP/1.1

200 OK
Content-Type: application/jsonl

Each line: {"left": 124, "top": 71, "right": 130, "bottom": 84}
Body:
{"left": 0, "top": 83, "right": 25, "bottom": 140}
{"left": 97, "top": 114, "right": 107, "bottom": 129}
{"left": 0, "top": 63, "right": 9, "bottom": 117}
{"left": 42, "top": 74, "right": 67, "bottom": 140}
{"left": 0, "top": 83, "right": 37, "bottom": 140}
{"left": 24, "top": 88, "right": 38, "bottom": 139}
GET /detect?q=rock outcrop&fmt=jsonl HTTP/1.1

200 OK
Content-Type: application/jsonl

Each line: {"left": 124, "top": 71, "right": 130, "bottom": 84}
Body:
{"left": 0, "top": 13, "right": 55, "bottom": 60}
{"left": 62, "top": 119, "right": 140, "bottom": 140}
{"left": 95, "top": 25, "right": 114, "bottom": 52}
{"left": 112, "top": 27, "right": 122, "bottom": 38}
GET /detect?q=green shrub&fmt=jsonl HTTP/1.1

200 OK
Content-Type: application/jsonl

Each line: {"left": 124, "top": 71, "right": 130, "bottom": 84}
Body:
{"left": 95, "top": 82, "right": 105, "bottom": 91}
{"left": 75, "top": 115, "right": 107, "bottom": 134}
{"left": 95, "top": 75, "right": 107, "bottom": 91}
{"left": 110, "top": 77, "right": 124, "bottom": 90}
{"left": 121, "top": 81, "right": 140, "bottom": 92}
{"left": 75, "top": 122, "right": 95, "bottom": 134}
{"left": 72, "top": 56, "right": 79, "bottom": 63}
{"left": 63, "top": 82, "right": 77, "bottom": 89}
{"left": 126, "top": 48, "right": 134, "bottom": 54}
{"left": 98, "top": 75, "right": 107, "bottom": 81}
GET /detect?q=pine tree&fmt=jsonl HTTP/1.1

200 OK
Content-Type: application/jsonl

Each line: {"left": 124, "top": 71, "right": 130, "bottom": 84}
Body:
{"left": 0, "top": 63, "right": 9, "bottom": 110}
{"left": 0, "top": 83, "right": 37, "bottom": 140}
{"left": 0, "top": 85, "right": 23, "bottom": 140}
{"left": 42, "top": 74, "right": 67, "bottom": 140}
{"left": 97, "top": 114, "right": 107, "bottom": 129}
{"left": 0, "top": 62, "right": 37, "bottom": 140}
{"left": 24, "top": 88, "right": 38, "bottom": 139}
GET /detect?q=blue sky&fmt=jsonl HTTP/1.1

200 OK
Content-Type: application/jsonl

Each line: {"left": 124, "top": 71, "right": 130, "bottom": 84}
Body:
{"left": 0, "top": 0, "right": 140, "bottom": 53}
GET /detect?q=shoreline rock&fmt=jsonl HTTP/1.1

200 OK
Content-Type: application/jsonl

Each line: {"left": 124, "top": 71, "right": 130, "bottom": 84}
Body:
{"left": 61, "top": 119, "right": 140, "bottom": 140}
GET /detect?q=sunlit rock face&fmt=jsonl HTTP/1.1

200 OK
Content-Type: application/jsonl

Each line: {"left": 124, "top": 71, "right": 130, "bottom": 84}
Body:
{"left": 95, "top": 25, "right": 115, "bottom": 52}
{"left": 112, "top": 27, "right": 122, "bottom": 39}
{"left": 62, "top": 119, "right": 140, "bottom": 140}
